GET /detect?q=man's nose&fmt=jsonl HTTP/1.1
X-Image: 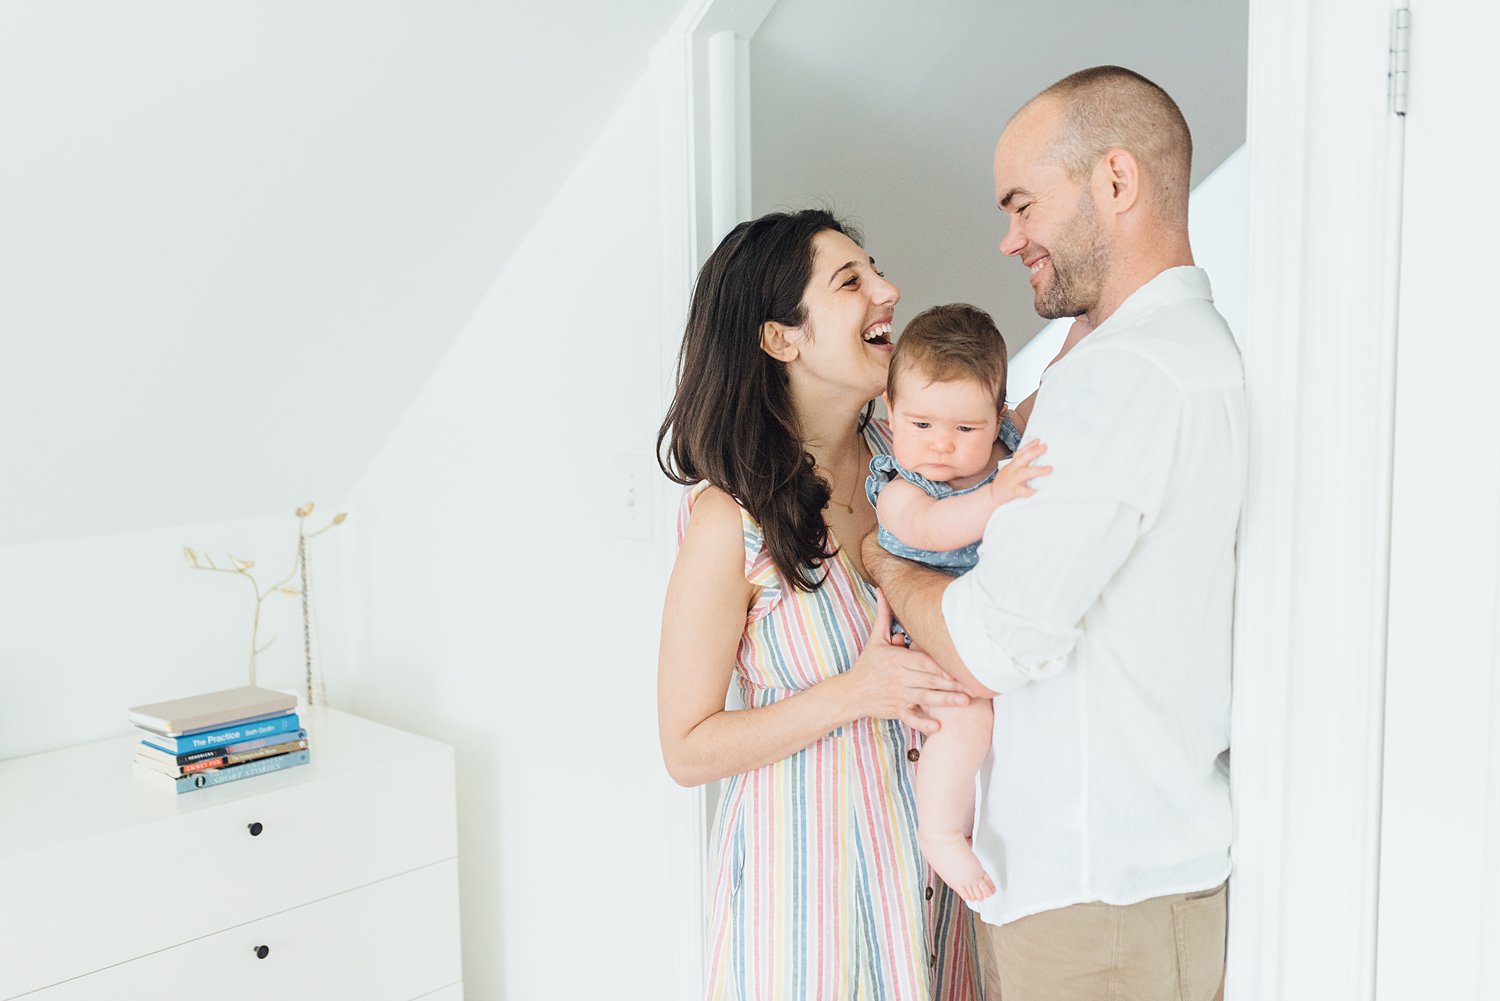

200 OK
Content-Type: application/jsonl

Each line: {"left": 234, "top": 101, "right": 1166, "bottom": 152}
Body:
{"left": 999, "top": 217, "right": 1026, "bottom": 257}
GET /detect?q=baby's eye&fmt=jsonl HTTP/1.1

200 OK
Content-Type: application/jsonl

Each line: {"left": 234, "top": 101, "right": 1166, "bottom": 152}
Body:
{"left": 912, "top": 422, "right": 930, "bottom": 430}
{"left": 958, "top": 426, "right": 978, "bottom": 433}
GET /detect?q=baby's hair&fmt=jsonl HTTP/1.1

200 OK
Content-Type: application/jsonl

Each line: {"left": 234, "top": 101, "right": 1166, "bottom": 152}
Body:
{"left": 887, "top": 303, "right": 1009, "bottom": 409}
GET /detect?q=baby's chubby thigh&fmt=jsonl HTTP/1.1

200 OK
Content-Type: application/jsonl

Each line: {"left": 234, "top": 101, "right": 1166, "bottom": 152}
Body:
{"left": 923, "top": 695, "right": 995, "bottom": 770}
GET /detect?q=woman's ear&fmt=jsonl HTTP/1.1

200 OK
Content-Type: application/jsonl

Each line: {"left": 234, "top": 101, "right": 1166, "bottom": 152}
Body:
{"left": 760, "top": 321, "right": 801, "bottom": 363}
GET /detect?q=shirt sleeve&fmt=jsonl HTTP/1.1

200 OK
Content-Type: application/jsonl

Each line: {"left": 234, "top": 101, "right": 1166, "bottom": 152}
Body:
{"left": 942, "top": 343, "right": 1181, "bottom": 693}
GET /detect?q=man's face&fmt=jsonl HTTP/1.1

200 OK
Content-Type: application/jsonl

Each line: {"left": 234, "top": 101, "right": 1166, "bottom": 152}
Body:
{"left": 993, "top": 105, "right": 1111, "bottom": 319}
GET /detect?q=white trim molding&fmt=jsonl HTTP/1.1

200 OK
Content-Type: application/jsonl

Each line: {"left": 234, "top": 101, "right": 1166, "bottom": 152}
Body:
{"left": 649, "top": 4, "right": 779, "bottom": 999}
{"left": 1229, "top": 2, "right": 1406, "bottom": 999}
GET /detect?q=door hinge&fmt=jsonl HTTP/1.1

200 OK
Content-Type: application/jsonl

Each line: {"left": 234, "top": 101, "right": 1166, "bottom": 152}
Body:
{"left": 1389, "top": 6, "right": 1410, "bottom": 116}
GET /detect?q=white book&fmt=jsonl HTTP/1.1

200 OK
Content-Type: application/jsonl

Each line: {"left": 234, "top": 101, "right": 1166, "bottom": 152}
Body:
{"left": 128, "top": 686, "right": 297, "bottom": 737}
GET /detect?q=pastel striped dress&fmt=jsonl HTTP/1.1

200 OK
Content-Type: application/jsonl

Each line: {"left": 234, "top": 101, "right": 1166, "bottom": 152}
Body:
{"left": 677, "top": 420, "right": 983, "bottom": 1001}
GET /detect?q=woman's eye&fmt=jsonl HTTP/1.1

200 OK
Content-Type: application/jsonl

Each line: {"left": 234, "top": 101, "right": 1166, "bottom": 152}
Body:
{"left": 874, "top": 269, "right": 886, "bottom": 278}
{"left": 842, "top": 275, "right": 859, "bottom": 288}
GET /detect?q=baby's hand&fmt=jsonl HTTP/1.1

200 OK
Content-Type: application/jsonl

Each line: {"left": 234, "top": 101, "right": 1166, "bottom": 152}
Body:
{"left": 990, "top": 440, "right": 1051, "bottom": 505}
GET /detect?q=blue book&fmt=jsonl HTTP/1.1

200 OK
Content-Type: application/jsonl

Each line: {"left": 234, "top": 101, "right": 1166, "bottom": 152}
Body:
{"left": 138, "top": 712, "right": 301, "bottom": 754}
{"left": 132, "top": 749, "right": 311, "bottom": 794}
{"left": 137, "top": 728, "right": 309, "bottom": 768}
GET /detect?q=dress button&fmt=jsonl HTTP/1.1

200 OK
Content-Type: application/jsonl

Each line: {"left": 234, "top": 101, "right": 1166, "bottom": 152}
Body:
{"left": 925, "top": 886, "right": 934, "bottom": 901}
{"left": 907, "top": 748, "right": 920, "bottom": 763}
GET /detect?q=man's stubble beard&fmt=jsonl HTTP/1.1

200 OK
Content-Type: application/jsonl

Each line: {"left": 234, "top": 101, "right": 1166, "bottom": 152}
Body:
{"left": 1035, "top": 192, "right": 1111, "bottom": 320}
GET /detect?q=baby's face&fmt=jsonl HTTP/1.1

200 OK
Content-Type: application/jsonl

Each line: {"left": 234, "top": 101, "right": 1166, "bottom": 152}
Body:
{"left": 887, "top": 372, "right": 1002, "bottom": 483}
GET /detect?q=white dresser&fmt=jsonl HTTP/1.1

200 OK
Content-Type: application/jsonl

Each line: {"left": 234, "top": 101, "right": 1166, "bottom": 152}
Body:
{"left": 0, "top": 707, "right": 463, "bottom": 1000}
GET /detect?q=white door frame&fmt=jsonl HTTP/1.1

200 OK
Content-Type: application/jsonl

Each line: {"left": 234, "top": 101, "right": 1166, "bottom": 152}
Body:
{"left": 1228, "top": 2, "right": 1406, "bottom": 998}
{"left": 650, "top": 3, "right": 1407, "bottom": 998}
{"left": 648, "top": 4, "right": 777, "bottom": 998}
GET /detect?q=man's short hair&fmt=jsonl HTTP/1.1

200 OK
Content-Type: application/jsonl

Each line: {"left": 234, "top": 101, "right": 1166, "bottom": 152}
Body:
{"left": 1031, "top": 66, "right": 1193, "bottom": 223}
{"left": 887, "top": 304, "right": 1008, "bottom": 409}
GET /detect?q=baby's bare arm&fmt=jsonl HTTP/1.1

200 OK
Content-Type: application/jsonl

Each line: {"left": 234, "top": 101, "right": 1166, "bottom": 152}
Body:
{"left": 876, "top": 442, "right": 1051, "bottom": 553}
{"left": 877, "top": 478, "right": 1009, "bottom": 552}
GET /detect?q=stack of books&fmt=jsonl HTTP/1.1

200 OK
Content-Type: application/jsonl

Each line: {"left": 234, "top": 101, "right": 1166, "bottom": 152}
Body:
{"left": 129, "top": 686, "right": 310, "bottom": 794}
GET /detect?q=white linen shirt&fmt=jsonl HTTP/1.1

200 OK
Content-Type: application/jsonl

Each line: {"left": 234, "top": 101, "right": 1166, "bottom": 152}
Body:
{"left": 942, "top": 266, "right": 1246, "bottom": 927}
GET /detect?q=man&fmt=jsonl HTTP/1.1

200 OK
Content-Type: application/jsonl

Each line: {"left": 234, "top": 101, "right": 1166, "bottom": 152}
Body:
{"left": 863, "top": 66, "right": 1245, "bottom": 1000}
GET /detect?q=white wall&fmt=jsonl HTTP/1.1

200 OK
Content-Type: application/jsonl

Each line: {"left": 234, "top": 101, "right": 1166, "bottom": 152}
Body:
{"left": 0, "top": 513, "right": 347, "bottom": 760}
{"left": 0, "top": 0, "right": 685, "bottom": 549}
{"left": 339, "top": 76, "right": 677, "bottom": 1000}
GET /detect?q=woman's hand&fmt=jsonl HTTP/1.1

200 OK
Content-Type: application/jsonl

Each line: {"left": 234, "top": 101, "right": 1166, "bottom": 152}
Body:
{"left": 840, "top": 589, "right": 972, "bottom": 734}
{"left": 989, "top": 439, "right": 1051, "bottom": 505}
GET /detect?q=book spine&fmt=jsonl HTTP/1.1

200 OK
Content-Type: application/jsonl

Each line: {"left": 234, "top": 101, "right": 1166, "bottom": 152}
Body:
{"left": 224, "top": 739, "right": 308, "bottom": 766}
{"left": 172, "top": 728, "right": 309, "bottom": 765}
{"left": 148, "top": 713, "right": 301, "bottom": 754}
{"left": 175, "top": 749, "right": 311, "bottom": 793}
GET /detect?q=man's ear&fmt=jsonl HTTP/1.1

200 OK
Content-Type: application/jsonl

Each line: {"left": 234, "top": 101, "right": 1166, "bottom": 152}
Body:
{"left": 760, "top": 321, "right": 801, "bottom": 363}
{"left": 1096, "top": 147, "right": 1140, "bottom": 215}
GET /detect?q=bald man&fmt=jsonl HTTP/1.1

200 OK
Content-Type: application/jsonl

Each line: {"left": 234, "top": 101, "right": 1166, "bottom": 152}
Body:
{"left": 864, "top": 67, "right": 1244, "bottom": 1000}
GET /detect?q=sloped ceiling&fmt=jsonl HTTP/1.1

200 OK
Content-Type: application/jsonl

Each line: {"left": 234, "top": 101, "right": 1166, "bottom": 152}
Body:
{"left": 751, "top": 0, "right": 1248, "bottom": 357}
{"left": 0, "top": 0, "right": 684, "bottom": 545}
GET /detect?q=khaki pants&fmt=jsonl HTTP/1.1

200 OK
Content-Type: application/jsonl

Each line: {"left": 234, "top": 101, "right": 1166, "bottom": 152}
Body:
{"left": 976, "top": 882, "right": 1227, "bottom": 1001}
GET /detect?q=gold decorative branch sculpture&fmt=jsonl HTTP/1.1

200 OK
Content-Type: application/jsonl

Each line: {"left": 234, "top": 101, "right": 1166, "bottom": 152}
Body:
{"left": 185, "top": 503, "right": 347, "bottom": 702}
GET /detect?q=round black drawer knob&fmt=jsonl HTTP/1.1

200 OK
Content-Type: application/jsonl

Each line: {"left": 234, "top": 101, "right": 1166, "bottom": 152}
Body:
{"left": 254, "top": 945, "right": 270, "bottom": 960}
{"left": 248, "top": 822, "right": 263, "bottom": 837}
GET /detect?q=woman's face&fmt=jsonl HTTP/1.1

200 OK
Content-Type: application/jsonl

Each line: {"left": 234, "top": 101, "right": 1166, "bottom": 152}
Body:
{"left": 782, "top": 229, "right": 900, "bottom": 401}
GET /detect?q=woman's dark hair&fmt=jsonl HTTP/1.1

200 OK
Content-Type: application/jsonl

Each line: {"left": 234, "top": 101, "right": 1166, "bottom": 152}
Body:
{"left": 657, "top": 208, "right": 869, "bottom": 592}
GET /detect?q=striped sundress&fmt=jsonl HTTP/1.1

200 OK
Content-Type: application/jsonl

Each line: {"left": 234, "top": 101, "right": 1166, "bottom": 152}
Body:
{"left": 677, "top": 419, "right": 984, "bottom": 1001}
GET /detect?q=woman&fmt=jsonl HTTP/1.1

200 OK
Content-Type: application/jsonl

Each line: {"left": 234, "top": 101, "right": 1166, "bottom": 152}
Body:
{"left": 657, "top": 209, "right": 984, "bottom": 1000}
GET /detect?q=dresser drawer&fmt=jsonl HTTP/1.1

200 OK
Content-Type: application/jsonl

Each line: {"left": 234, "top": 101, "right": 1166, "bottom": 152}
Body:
{"left": 0, "top": 744, "right": 456, "bottom": 997}
{"left": 25, "top": 859, "right": 462, "bottom": 1001}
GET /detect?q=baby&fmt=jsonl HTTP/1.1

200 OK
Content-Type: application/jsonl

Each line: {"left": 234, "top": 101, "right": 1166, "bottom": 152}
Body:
{"left": 865, "top": 303, "right": 1049, "bottom": 902}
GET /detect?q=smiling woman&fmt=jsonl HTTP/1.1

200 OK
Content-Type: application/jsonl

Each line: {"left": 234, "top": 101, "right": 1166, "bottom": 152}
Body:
{"left": 655, "top": 208, "right": 984, "bottom": 999}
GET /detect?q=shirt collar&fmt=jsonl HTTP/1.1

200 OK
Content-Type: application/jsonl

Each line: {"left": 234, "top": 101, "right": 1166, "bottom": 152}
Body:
{"left": 1090, "top": 266, "right": 1213, "bottom": 342}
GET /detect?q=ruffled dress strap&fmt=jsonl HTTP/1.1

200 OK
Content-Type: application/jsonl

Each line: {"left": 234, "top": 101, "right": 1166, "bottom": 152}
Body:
{"left": 999, "top": 411, "right": 1022, "bottom": 452}
{"left": 676, "top": 481, "right": 784, "bottom": 623}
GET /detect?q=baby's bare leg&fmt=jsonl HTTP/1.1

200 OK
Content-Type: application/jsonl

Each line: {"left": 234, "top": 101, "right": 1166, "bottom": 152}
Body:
{"left": 915, "top": 696, "right": 996, "bottom": 902}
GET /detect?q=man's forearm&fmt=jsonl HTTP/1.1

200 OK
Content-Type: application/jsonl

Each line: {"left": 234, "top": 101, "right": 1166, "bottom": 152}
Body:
{"left": 861, "top": 533, "right": 997, "bottom": 697}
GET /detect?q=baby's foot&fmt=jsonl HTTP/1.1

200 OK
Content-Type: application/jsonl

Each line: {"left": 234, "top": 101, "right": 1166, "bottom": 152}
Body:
{"left": 921, "top": 831, "right": 996, "bottom": 902}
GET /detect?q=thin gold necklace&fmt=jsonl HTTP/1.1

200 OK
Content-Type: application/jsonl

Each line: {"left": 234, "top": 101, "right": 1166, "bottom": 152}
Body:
{"left": 829, "top": 474, "right": 860, "bottom": 515}
{"left": 823, "top": 446, "right": 866, "bottom": 515}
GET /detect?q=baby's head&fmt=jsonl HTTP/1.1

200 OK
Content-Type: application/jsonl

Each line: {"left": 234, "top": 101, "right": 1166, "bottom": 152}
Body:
{"left": 885, "top": 304, "right": 1009, "bottom": 484}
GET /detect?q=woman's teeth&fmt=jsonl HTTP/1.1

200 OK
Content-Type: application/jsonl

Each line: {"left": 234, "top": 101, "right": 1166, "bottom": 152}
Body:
{"left": 863, "top": 322, "right": 893, "bottom": 344}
